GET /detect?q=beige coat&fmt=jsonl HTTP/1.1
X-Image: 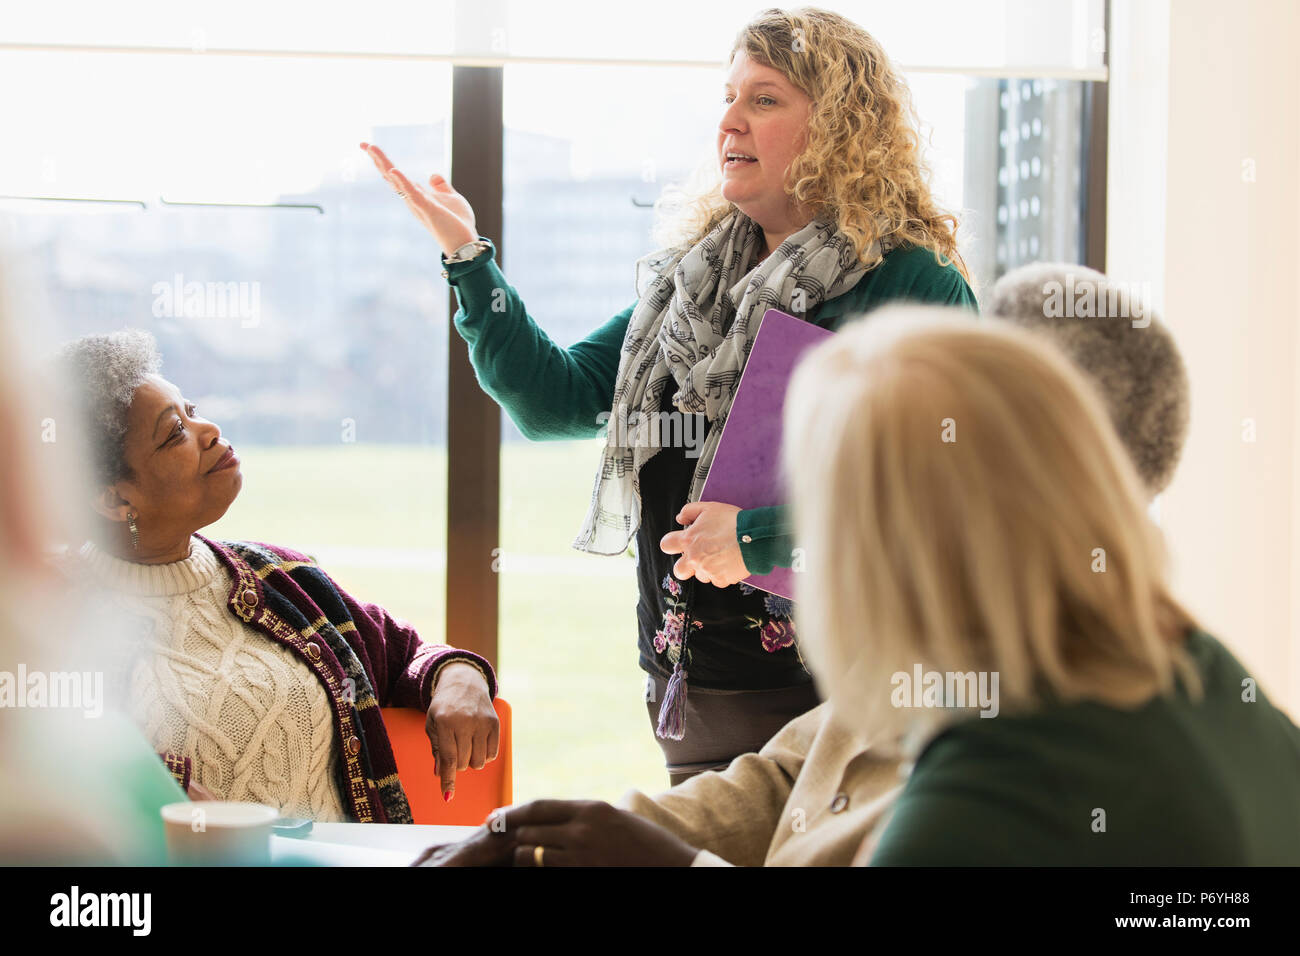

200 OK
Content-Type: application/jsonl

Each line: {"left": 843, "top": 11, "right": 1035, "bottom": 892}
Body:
{"left": 617, "top": 701, "right": 906, "bottom": 866}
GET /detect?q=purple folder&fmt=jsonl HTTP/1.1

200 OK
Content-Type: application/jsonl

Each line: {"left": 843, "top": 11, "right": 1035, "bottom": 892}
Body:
{"left": 700, "top": 308, "right": 833, "bottom": 600}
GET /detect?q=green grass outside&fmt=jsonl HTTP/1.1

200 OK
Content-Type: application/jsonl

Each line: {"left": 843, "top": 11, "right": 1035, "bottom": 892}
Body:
{"left": 206, "top": 441, "right": 668, "bottom": 804}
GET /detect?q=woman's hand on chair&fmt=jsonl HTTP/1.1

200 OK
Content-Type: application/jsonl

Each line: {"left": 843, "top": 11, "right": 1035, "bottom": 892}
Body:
{"left": 361, "top": 142, "right": 479, "bottom": 257}
{"left": 426, "top": 663, "right": 500, "bottom": 803}
{"left": 659, "top": 501, "right": 750, "bottom": 588}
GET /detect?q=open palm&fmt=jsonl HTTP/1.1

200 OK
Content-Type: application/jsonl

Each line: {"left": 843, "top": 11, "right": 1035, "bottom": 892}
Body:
{"left": 361, "top": 142, "right": 479, "bottom": 256}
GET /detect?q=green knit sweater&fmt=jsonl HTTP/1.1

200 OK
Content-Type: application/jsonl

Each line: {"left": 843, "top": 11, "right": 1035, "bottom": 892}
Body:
{"left": 869, "top": 630, "right": 1300, "bottom": 865}
{"left": 442, "top": 236, "right": 979, "bottom": 574}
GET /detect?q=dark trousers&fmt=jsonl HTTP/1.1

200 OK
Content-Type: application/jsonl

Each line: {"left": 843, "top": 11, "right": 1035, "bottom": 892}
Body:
{"left": 643, "top": 671, "right": 821, "bottom": 786}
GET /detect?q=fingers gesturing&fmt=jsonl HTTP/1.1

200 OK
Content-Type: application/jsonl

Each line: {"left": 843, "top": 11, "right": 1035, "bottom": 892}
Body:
{"left": 359, "top": 141, "right": 479, "bottom": 255}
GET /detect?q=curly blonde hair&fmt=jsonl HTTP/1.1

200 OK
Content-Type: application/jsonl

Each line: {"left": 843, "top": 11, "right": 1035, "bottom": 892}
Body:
{"left": 652, "top": 7, "right": 971, "bottom": 286}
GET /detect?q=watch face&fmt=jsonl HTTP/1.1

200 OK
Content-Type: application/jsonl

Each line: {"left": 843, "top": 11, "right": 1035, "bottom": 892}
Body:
{"left": 448, "top": 241, "right": 487, "bottom": 262}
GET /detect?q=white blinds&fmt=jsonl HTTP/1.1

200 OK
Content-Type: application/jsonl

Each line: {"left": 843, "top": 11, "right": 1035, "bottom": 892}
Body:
{"left": 1, "top": 0, "right": 1105, "bottom": 78}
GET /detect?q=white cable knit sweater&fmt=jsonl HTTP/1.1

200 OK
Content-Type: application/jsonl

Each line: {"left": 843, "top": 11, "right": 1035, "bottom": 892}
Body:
{"left": 77, "top": 537, "right": 348, "bottom": 822}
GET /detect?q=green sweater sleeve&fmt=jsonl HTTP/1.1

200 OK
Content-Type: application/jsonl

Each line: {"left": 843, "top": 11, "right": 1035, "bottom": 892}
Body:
{"left": 735, "top": 247, "right": 979, "bottom": 575}
{"left": 867, "top": 764, "right": 1046, "bottom": 866}
{"left": 444, "top": 237, "right": 633, "bottom": 441}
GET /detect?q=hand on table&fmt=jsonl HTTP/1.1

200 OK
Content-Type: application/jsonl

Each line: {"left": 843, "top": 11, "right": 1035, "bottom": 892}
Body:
{"left": 360, "top": 141, "right": 479, "bottom": 257}
{"left": 411, "top": 824, "right": 510, "bottom": 867}
{"left": 426, "top": 662, "right": 499, "bottom": 803}
{"left": 659, "top": 500, "right": 751, "bottom": 588}
{"left": 412, "top": 799, "right": 699, "bottom": 867}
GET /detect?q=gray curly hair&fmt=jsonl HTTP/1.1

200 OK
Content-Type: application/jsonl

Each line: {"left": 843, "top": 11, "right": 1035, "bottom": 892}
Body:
{"left": 986, "top": 262, "right": 1189, "bottom": 496}
{"left": 56, "top": 328, "right": 162, "bottom": 488}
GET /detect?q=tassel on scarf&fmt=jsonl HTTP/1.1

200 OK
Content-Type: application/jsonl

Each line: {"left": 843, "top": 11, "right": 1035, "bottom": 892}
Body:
{"left": 655, "top": 660, "right": 689, "bottom": 740}
{"left": 655, "top": 576, "right": 696, "bottom": 741}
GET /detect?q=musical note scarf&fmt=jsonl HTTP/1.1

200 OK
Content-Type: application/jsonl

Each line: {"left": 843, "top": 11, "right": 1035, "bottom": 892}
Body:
{"left": 572, "top": 207, "right": 884, "bottom": 556}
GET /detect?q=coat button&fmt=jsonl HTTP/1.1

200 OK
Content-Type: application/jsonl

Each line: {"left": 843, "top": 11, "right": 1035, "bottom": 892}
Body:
{"left": 741, "top": 534, "right": 753, "bottom": 544}
{"left": 346, "top": 735, "right": 361, "bottom": 756}
{"left": 830, "top": 792, "right": 850, "bottom": 813}
{"left": 240, "top": 587, "right": 257, "bottom": 607}
{"left": 305, "top": 642, "right": 321, "bottom": 661}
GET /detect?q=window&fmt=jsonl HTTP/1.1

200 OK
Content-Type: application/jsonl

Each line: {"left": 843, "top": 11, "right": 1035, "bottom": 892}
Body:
{"left": 498, "top": 63, "right": 726, "bottom": 799}
{"left": 2, "top": 0, "right": 1106, "bottom": 805}
{"left": 0, "top": 50, "right": 454, "bottom": 645}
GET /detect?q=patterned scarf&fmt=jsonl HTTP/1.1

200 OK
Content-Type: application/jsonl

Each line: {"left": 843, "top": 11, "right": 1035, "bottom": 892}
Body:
{"left": 572, "top": 208, "right": 885, "bottom": 556}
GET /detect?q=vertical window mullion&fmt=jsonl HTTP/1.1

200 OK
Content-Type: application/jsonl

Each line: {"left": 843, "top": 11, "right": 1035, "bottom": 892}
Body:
{"left": 446, "top": 64, "right": 503, "bottom": 669}
{"left": 1083, "top": 0, "right": 1111, "bottom": 271}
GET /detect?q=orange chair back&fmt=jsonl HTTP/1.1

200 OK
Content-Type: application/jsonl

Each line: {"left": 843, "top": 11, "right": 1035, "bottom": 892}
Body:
{"left": 380, "top": 698, "right": 512, "bottom": 826}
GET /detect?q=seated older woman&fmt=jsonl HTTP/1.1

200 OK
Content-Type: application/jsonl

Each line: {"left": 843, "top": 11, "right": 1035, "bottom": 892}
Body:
{"left": 417, "top": 298, "right": 1300, "bottom": 866}
{"left": 55, "top": 329, "right": 498, "bottom": 824}
{"left": 985, "top": 260, "right": 1190, "bottom": 497}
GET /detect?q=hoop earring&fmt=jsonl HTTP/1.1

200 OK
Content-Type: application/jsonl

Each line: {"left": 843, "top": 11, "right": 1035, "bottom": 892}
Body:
{"left": 127, "top": 512, "right": 140, "bottom": 552}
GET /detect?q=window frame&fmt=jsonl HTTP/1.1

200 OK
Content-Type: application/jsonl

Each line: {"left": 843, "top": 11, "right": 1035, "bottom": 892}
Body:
{"left": 0, "top": 3, "right": 1111, "bottom": 672}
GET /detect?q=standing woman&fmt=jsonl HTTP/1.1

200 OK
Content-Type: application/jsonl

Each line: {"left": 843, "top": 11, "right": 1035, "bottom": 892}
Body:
{"left": 364, "top": 7, "right": 978, "bottom": 784}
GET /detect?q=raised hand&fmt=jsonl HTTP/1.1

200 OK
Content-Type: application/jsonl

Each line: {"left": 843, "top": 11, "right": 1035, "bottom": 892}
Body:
{"left": 360, "top": 142, "right": 479, "bottom": 257}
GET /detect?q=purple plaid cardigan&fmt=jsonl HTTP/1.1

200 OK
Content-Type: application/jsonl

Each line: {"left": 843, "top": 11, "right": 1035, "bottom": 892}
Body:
{"left": 153, "top": 535, "right": 497, "bottom": 824}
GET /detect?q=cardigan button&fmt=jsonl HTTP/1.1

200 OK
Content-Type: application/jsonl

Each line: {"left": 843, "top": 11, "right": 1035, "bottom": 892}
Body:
{"left": 741, "top": 534, "right": 753, "bottom": 544}
{"left": 346, "top": 735, "right": 361, "bottom": 756}
{"left": 829, "top": 792, "right": 850, "bottom": 814}
{"left": 240, "top": 587, "right": 257, "bottom": 606}
{"left": 304, "top": 642, "right": 322, "bottom": 662}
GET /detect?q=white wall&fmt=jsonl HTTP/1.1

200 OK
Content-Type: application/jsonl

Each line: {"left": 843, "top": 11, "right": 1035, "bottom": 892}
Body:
{"left": 1109, "top": 0, "right": 1300, "bottom": 715}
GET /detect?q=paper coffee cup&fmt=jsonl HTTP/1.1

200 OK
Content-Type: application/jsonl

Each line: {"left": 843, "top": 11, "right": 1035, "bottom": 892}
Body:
{"left": 161, "top": 801, "right": 280, "bottom": 866}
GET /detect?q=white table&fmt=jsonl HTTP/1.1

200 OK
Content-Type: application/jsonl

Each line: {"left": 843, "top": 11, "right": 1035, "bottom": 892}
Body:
{"left": 272, "top": 822, "right": 480, "bottom": 866}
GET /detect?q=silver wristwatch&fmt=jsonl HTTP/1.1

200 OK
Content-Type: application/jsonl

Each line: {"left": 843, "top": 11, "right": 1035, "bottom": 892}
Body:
{"left": 443, "top": 239, "right": 491, "bottom": 264}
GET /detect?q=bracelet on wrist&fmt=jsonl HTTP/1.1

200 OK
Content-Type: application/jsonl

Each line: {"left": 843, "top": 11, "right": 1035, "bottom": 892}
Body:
{"left": 443, "top": 239, "right": 491, "bottom": 263}
{"left": 433, "top": 657, "right": 488, "bottom": 688}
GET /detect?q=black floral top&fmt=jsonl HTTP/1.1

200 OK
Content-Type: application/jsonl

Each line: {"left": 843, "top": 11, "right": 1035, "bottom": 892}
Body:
{"left": 633, "top": 385, "right": 806, "bottom": 691}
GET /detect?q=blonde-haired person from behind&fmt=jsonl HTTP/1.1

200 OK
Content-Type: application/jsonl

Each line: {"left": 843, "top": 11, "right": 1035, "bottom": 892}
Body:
{"left": 783, "top": 306, "right": 1300, "bottom": 865}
